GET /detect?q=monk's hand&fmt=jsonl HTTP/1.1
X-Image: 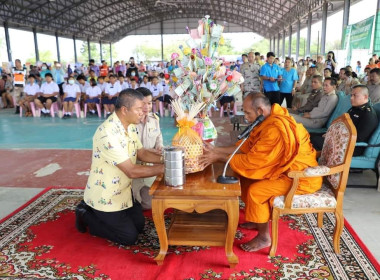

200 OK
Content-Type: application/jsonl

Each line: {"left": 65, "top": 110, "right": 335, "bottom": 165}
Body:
{"left": 199, "top": 152, "right": 218, "bottom": 169}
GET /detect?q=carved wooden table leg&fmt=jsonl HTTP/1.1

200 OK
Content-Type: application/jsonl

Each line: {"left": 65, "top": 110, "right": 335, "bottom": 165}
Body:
{"left": 225, "top": 199, "right": 239, "bottom": 268}
{"left": 152, "top": 199, "right": 168, "bottom": 265}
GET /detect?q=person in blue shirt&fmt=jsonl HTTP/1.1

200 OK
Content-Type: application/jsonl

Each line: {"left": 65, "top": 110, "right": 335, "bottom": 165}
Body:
{"left": 280, "top": 57, "right": 299, "bottom": 108}
{"left": 260, "top": 52, "right": 282, "bottom": 105}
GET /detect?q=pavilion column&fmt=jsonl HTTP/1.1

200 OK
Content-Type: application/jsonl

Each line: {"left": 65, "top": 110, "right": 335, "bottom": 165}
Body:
{"left": 306, "top": 12, "right": 312, "bottom": 57}
{"left": 33, "top": 28, "right": 39, "bottom": 62}
{"left": 4, "top": 22, "right": 12, "bottom": 62}
{"left": 56, "top": 32, "right": 60, "bottom": 62}
{"left": 87, "top": 38, "right": 91, "bottom": 61}
{"left": 273, "top": 35, "right": 276, "bottom": 54}
{"left": 342, "top": 0, "right": 350, "bottom": 35}
{"left": 99, "top": 41, "right": 103, "bottom": 62}
{"left": 277, "top": 32, "right": 280, "bottom": 57}
{"left": 73, "top": 35, "right": 77, "bottom": 63}
{"left": 296, "top": 19, "right": 301, "bottom": 60}
{"left": 282, "top": 29, "right": 286, "bottom": 59}
{"left": 288, "top": 25, "right": 292, "bottom": 57}
{"left": 160, "top": 21, "right": 164, "bottom": 62}
{"left": 320, "top": 1, "right": 328, "bottom": 55}
{"left": 110, "top": 43, "right": 113, "bottom": 65}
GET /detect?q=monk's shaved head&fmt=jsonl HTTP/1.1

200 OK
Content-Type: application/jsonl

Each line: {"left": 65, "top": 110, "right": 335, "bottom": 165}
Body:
{"left": 245, "top": 92, "right": 271, "bottom": 110}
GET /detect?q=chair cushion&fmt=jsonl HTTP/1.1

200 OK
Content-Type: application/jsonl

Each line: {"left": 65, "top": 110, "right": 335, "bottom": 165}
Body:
{"left": 319, "top": 119, "right": 350, "bottom": 189}
{"left": 273, "top": 184, "right": 337, "bottom": 209}
{"left": 304, "top": 165, "right": 331, "bottom": 176}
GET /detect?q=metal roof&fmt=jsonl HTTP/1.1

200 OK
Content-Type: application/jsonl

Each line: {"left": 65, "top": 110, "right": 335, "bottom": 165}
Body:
{"left": 0, "top": 0, "right": 360, "bottom": 43}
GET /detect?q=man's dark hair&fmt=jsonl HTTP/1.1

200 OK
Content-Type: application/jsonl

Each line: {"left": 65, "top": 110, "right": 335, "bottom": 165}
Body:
{"left": 45, "top": 73, "right": 53, "bottom": 78}
{"left": 340, "top": 67, "right": 347, "bottom": 72}
{"left": 267, "top": 52, "right": 275, "bottom": 58}
{"left": 136, "top": 87, "right": 153, "bottom": 97}
{"left": 28, "top": 74, "right": 36, "bottom": 79}
{"left": 285, "top": 57, "right": 292, "bottom": 62}
{"left": 254, "top": 52, "right": 260, "bottom": 56}
{"left": 115, "top": 89, "right": 144, "bottom": 110}
{"left": 242, "top": 54, "right": 248, "bottom": 58}
{"left": 324, "top": 68, "right": 332, "bottom": 73}
{"left": 109, "top": 74, "right": 116, "bottom": 78}
{"left": 76, "top": 74, "right": 86, "bottom": 81}
{"left": 89, "top": 59, "right": 95, "bottom": 63}
{"left": 324, "top": 77, "right": 337, "bottom": 86}
{"left": 312, "top": 75, "right": 323, "bottom": 83}
{"left": 370, "top": 68, "right": 380, "bottom": 75}
{"left": 344, "top": 70, "right": 352, "bottom": 77}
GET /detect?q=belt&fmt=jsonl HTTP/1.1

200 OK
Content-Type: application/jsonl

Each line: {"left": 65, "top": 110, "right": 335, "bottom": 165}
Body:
{"left": 14, "top": 84, "right": 24, "bottom": 88}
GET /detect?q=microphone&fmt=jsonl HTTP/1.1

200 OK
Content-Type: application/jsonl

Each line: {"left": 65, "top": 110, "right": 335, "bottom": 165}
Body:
{"left": 237, "top": 115, "right": 265, "bottom": 140}
{"left": 217, "top": 115, "right": 265, "bottom": 184}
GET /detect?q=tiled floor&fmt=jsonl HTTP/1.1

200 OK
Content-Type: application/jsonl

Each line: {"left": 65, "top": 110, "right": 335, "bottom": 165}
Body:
{"left": 0, "top": 107, "right": 379, "bottom": 263}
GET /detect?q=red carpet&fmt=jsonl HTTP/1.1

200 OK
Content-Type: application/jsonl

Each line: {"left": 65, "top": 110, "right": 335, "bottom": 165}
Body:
{"left": 1, "top": 187, "right": 379, "bottom": 279}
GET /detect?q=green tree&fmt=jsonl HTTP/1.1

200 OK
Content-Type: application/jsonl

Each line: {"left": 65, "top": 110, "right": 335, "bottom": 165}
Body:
{"left": 25, "top": 50, "right": 55, "bottom": 64}
{"left": 79, "top": 41, "right": 116, "bottom": 65}
{"left": 243, "top": 38, "right": 270, "bottom": 55}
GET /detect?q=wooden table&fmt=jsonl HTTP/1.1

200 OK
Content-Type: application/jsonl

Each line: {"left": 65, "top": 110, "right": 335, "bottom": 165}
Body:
{"left": 149, "top": 163, "right": 241, "bottom": 268}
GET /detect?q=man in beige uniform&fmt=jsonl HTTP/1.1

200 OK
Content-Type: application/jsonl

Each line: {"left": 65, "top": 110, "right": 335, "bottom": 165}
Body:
{"left": 132, "top": 87, "right": 163, "bottom": 210}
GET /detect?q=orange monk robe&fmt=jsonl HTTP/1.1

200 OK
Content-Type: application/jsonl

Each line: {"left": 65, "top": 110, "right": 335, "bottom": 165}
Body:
{"left": 229, "top": 104, "right": 322, "bottom": 223}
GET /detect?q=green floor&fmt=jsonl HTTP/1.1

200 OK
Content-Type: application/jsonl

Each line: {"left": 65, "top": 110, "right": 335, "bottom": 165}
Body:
{"left": 0, "top": 109, "right": 177, "bottom": 149}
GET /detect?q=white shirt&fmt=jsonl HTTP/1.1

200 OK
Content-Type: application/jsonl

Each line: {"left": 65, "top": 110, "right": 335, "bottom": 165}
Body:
{"left": 129, "top": 83, "right": 139, "bottom": 90}
{"left": 79, "top": 81, "right": 90, "bottom": 93}
{"left": 105, "top": 82, "right": 121, "bottom": 97}
{"left": 86, "top": 86, "right": 102, "bottom": 98}
{"left": 150, "top": 83, "right": 163, "bottom": 97}
{"left": 140, "top": 81, "right": 151, "bottom": 89}
{"left": 97, "top": 82, "right": 107, "bottom": 92}
{"left": 64, "top": 84, "right": 81, "bottom": 98}
{"left": 24, "top": 83, "right": 40, "bottom": 96}
{"left": 119, "top": 81, "right": 130, "bottom": 91}
{"left": 40, "top": 81, "right": 59, "bottom": 95}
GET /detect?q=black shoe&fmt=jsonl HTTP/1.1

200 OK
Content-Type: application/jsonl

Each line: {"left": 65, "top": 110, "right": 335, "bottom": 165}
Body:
{"left": 15, "top": 106, "right": 20, "bottom": 114}
{"left": 223, "top": 112, "right": 228, "bottom": 117}
{"left": 62, "top": 114, "right": 67, "bottom": 119}
{"left": 75, "top": 201, "right": 88, "bottom": 233}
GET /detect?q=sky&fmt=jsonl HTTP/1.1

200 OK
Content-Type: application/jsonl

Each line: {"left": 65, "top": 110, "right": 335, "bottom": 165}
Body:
{"left": 0, "top": 0, "right": 377, "bottom": 65}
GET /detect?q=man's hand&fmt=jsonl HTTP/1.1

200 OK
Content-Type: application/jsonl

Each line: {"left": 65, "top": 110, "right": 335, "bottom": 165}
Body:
{"left": 269, "top": 77, "right": 276, "bottom": 82}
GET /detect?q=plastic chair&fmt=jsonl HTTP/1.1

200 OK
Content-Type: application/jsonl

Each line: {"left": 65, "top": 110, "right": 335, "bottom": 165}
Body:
{"left": 31, "top": 101, "right": 59, "bottom": 117}
{"left": 84, "top": 103, "right": 102, "bottom": 118}
{"left": 62, "top": 103, "right": 81, "bottom": 118}
{"left": 270, "top": 114, "right": 357, "bottom": 257}
{"left": 219, "top": 102, "right": 238, "bottom": 117}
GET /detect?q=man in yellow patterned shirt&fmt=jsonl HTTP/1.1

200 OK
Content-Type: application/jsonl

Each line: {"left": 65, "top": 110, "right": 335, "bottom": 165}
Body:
{"left": 75, "top": 89, "right": 164, "bottom": 245}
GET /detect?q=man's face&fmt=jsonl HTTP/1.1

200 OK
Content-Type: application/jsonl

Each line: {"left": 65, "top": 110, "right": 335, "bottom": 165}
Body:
{"left": 28, "top": 77, "right": 35, "bottom": 84}
{"left": 339, "top": 70, "right": 346, "bottom": 79}
{"left": 242, "top": 56, "right": 248, "bottom": 63}
{"left": 324, "top": 69, "right": 331, "bottom": 77}
{"left": 317, "top": 56, "right": 322, "bottom": 63}
{"left": 370, "top": 72, "right": 380, "bottom": 84}
{"left": 310, "top": 67, "right": 316, "bottom": 75}
{"left": 143, "top": 77, "right": 148, "bottom": 83}
{"left": 109, "top": 76, "right": 116, "bottom": 84}
{"left": 142, "top": 95, "right": 153, "bottom": 116}
{"left": 284, "top": 60, "right": 291, "bottom": 68}
{"left": 152, "top": 78, "right": 158, "bottom": 85}
{"left": 124, "top": 99, "right": 144, "bottom": 124}
{"left": 311, "top": 78, "right": 322, "bottom": 90}
{"left": 130, "top": 58, "right": 135, "bottom": 65}
{"left": 248, "top": 53, "right": 254, "bottom": 63}
{"left": 323, "top": 80, "right": 334, "bottom": 94}
{"left": 15, "top": 60, "right": 21, "bottom": 68}
{"left": 119, "top": 77, "right": 124, "bottom": 83}
{"left": 350, "top": 88, "right": 368, "bottom": 107}
{"left": 45, "top": 76, "right": 52, "bottom": 83}
{"left": 242, "top": 98, "right": 259, "bottom": 123}
{"left": 267, "top": 56, "right": 275, "bottom": 64}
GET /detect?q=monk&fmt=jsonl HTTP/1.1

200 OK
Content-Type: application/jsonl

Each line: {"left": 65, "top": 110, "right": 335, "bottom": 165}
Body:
{"left": 199, "top": 93, "right": 322, "bottom": 252}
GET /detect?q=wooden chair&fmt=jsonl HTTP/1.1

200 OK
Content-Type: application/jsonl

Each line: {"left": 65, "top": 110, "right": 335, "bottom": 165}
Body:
{"left": 270, "top": 113, "right": 357, "bottom": 257}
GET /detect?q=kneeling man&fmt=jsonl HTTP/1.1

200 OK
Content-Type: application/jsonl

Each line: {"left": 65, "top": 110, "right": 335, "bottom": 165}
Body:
{"left": 200, "top": 93, "right": 322, "bottom": 252}
{"left": 75, "top": 89, "right": 164, "bottom": 245}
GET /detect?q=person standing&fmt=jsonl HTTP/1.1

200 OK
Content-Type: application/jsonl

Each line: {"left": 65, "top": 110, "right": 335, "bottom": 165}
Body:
{"left": 12, "top": 59, "right": 27, "bottom": 114}
{"left": 279, "top": 57, "right": 298, "bottom": 108}
{"left": 240, "top": 51, "right": 261, "bottom": 98}
{"left": 132, "top": 87, "right": 163, "bottom": 210}
{"left": 75, "top": 89, "right": 164, "bottom": 246}
{"left": 260, "top": 52, "right": 282, "bottom": 105}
